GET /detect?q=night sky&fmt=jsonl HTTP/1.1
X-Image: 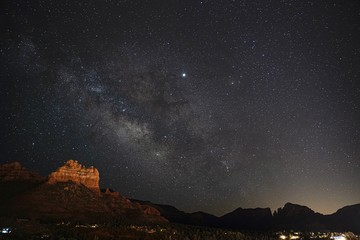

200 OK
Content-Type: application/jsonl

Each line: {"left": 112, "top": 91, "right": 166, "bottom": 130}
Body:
{"left": 1, "top": 0, "right": 360, "bottom": 216}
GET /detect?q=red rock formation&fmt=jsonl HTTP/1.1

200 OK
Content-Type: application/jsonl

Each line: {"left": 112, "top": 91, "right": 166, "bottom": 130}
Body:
{"left": 0, "top": 160, "right": 168, "bottom": 223}
{"left": 142, "top": 205, "right": 161, "bottom": 216}
{"left": 0, "top": 161, "right": 44, "bottom": 182}
{"left": 47, "top": 160, "right": 100, "bottom": 193}
{"left": 102, "top": 188, "right": 120, "bottom": 197}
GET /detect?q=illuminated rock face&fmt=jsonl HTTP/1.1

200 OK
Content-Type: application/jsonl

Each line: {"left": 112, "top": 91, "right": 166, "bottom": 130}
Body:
{"left": 47, "top": 160, "right": 100, "bottom": 193}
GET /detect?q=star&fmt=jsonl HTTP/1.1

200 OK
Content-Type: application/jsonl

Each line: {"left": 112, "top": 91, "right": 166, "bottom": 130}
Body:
{"left": 1, "top": 0, "right": 359, "bottom": 217}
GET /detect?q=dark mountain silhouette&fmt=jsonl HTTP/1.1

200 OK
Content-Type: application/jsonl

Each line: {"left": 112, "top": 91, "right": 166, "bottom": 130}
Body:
{"left": 1, "top": 161, "right": 359, "bottom": 233}
{"left": 130, "top": 199, "right": 218, "bottom": 227}
{"left": 326, "top": 204, "right": 360, "bottom": 233}
{"left": 189, "top": 211, "right": 219, "bottom": 227}
{"left": 273, "top": 202, "right": 326, "bottom": 231}
{"left": 132, "top": 200, "right": 360, "bottom": 233}
{"left": 219, "top": 207, "right": 273, "bottom": 230}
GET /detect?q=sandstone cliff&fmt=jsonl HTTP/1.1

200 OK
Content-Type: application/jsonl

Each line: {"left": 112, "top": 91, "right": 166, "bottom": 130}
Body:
{"left": 47, "top": 160, "right": 100, "bottom": 193}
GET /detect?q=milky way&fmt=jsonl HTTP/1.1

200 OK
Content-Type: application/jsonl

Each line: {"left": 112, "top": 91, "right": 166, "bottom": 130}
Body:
{"left": 1, "top": 0, "right": 360, "bottom": 215}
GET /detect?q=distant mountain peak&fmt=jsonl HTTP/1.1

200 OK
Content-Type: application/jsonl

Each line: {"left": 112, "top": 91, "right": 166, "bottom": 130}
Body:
{"left": 279, "top": 202, "right": 315, "bottom": 215}
{"left": 333, "top": 203, "right": 360, "bottom": 217}
{"left": 223, "top": 206, "right": 272, "bottom": 218}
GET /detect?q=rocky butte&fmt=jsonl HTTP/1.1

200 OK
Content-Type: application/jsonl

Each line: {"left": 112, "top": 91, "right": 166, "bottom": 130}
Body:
{"left": 0, "top": 160, "right": 167, "bottom": 223}
{"left": 47, "top": 159, "right": 100, "bottom": 193}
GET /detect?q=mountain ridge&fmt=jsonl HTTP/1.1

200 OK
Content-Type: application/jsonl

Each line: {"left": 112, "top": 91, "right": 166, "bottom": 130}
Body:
{"left": 131, "top": 199, "right": 360, "bottom": 233}
{"left": 0, "top": 160, "right": 359, "bottom": 233}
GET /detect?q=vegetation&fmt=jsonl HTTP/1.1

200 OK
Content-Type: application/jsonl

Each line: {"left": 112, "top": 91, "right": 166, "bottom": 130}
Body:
{"left": 1, "top": 218, "right": 359, "bottom": 240}
{"left": 0, "top": 218, "right": 275, "bottom": 240}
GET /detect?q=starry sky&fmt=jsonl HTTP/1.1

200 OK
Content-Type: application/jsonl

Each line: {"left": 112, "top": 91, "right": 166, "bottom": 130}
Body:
{"left": 1, "top": 0, "right": 360, "bottom": 216}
